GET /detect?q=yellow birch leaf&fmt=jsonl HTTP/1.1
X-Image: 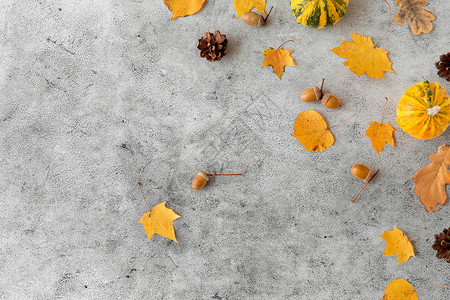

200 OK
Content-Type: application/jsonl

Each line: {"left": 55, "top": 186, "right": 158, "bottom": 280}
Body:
{"left": 292, "top": 110, "right": 335, "bottom": 152}
{"left": 261, "top": 47, "right": 295, "bottom": 80}
{"left": 331, "top": 32, "right": 394, "bottom": 79}
{"left": 365, "top": 122, "right": 396, "bottom": 155}
{"left": 413, "top": 144, "right": 450, "bottom": 212}
{"left": 235, "top": 0, "right": 266, "bottom": 18}
{"left": 138, "top": 202, "right": 181, "bottom": 243}
{"left": 380, "top": 226, "right": 415, "bottom": 265}
{"left": 382, "top": 278, "right": 418, "bottom": 300}
{"left": 164, "top": 0, "right": 206, "bottom": 20}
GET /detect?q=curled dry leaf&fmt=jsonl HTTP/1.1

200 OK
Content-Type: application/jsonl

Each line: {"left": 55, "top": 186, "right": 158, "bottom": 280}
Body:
{"left": 235, "top": 0, "right": 266, "bottom": 18}
{"left": 261, "top": 46, "right": 295, "bottom": 80}
{"left": 331, "top": 32, "right": 394, "bottom": 79}
{"left": 394, "top": 0, "right": 435, "bottom": 35}
{"left": 380, "top": 226, "right": 415, "bottom": 265}
{"left": 292, "top": 110, "right": 334, "bottom": 152}
{"left": 365, "top": 122, "right": 396, "bottom": 155}
{"left": 382, "top": 278, "right": 418, "bottom": 300}
{"left": 139, "top": 202, "right": 181, "bottom": 243}
{"left": 413, "top": 144, "right": 450, "bottom": 212}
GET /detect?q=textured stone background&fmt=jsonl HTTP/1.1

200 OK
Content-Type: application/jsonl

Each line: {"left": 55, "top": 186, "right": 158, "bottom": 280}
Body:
{"left": 1, "top": 0, "right": 449, "bottom": 299}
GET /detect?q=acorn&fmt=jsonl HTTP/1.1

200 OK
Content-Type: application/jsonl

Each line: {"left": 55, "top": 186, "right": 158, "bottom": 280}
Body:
{"left": 241, "top": 6, "right": 273, "bottom": 27}
{"left": 301, "top": 86, "right": 322, "bottom": 102}
{"left": 321, "top": 93, "right": 340, "bottom": 109}
{"left": 192, "top": 172, "right": 209, "bottom": 190}
{"left": 351, "top": 164, "right": 374, "bottom": 182}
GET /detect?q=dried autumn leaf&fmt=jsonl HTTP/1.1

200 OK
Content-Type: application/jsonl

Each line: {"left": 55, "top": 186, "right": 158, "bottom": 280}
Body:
{"left": 235, "top": 0, "right": 265, "bottom": 18}
{"left": 394, "top": 0, "right": 435, "bottom": 35}
{"left": 365, "top": 122, "right": 396, "bottom": 155}
{"left": 138, "top": 202, "right": 181, "bottom": 243}
{"left": 413, "top": 144, "right": 450, "bottom": 212}
{"left": 383, "top": 278, "right": 418, "bottom": 300}
{"left": 380, "top": 226, "right": 415, "bottom": 265}
{"left": 331, "top": 32, "right": 394, "bottom": 79}
{"left": 292, "top": 110, "right": 334, "bottom": 152}
{"left": 164, "top": 0, "right": 206, "bottom": 20}
{"left": 261, "top": 46, "right": 295, "bottom": 80}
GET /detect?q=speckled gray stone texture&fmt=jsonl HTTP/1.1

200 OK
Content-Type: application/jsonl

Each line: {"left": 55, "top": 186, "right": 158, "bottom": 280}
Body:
{"left": 1, "top": 0, "right": 449, "bottom": 299}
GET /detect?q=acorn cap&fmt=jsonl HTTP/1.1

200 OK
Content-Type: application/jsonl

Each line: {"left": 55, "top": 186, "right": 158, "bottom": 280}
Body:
{"left": 197, "top": 172, "right": 209, "bottom": 181}
{"left": 313, "top": 86, "right": 322, "bottom": 101}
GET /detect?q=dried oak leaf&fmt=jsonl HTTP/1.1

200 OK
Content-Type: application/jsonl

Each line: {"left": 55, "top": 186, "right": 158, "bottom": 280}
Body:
{"left": 365, "top": 122, "right": 396, "bottom": 156}
{"left": 138, "top": 202, "right": 181, "bottom": 243}
{"left": 382, "top": 278, "right": 418, "bottom": 300}
{"left": 292, "top": 110, "right": 334, "bottom": 152}
{"left": 394, "top": 0, "right": 435, "bottom": 35}
{"left": 380, "top": 226, "right": 415, "bottom": 265}
{"left": 261, "top": 47, "right": 295, "bottom": 80}
{"left": 413, "top": 144, "right": 450, "bottom": 212}
{"left": 235, "top": 0, "right": 265, "bottom": 18}
{"left": 331, "top": 32, "right": 394, "bottom": 79}
{"left": 164, "top": 0, "right": 206, "bottom": 20}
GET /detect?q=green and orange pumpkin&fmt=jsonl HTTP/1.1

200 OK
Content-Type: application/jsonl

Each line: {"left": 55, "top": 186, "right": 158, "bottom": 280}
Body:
{"left": 291, "top": 0, "right": 349, "bottom": 29}
{"left": 397, "top": 81, "right": 450, "bottom": 139}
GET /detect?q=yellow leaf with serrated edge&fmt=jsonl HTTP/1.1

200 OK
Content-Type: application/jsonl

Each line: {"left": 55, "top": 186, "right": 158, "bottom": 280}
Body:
{"left": 382, "top": 279, "right": 418, "bottom": 300}
{"left": 365, "top": 122, "right": 396, "bottom": 155}
{"left": 380, "top": 227, "right": 415, "bottom": 265}
{"left": 138, "top": 202, "right": 181, "bottom": 243}
{"left": 261, "top": 47, "right": 295, "bottom": 80}
{"left": 235, "top": 0, "right": 265, "bottom": 18}
{"left": 164, "top": 0, "right": 205, "bottom": 20}
{"left": 292, "top": 110, "right": 334, "bottom": 152}
{"left": 331, "top": 32, "right": 394, "bottom": 79}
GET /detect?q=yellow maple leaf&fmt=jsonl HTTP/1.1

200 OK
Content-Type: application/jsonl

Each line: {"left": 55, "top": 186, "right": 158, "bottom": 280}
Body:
{"left": 292, "top": 110, "right": 335, "bottom": 152}
{"left": 365, "top": 122, "right": 396, "bottom": 155}
{"left": 235, "top": 0, "right": 266, "bottom": 18}
{"left": 164, "top": 0, "right": 206, "bottom": 20}
{"left": 380, "top": 226, "right": 415, "bottom": 265}
{"left": 331, "top": 32, "right": 394, "bottom": 79}
{"left": 382, "top": 278, "right": 418, "bottom": 300}
{"left": 261, "top": 47, "right": 295, "bottom": 80}
{"left": 414, "top": 144, "right": 450, "bottom": 212}
{"left": 138, "top": 202, "right": 181, "bottom": 243}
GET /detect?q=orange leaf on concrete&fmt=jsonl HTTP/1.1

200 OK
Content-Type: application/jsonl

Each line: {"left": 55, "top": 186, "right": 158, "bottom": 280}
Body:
{"left": 138, "top": 202, "right": 181, "bottom": 243}
{"left": 382, "top": 278, "right": 418, "bottom": 300}
{"left": 292, "top": 110, "right": 335, "bottom": 152}
{"left": 331, "top": 32, "right": 394, "bottom": 79}
{"left": 380, "top": 226, "right": 415, "bottom": 265}
{"left": 164, "top": 0, "right": 206, "bottom": 20}
{"left": 235, "top": 0, "right": 266, "bottom": 18}
{"left": 261, "top": 46, "right": 295, "bottom": 80}
{"left": 394, "top": 0, "right": 435, "bottom": 35}
{"left": 413, "top": 144, "right": 450, "bottom": 212}
{"left": 365, "top": 122, "right": 396, "bottom": 155}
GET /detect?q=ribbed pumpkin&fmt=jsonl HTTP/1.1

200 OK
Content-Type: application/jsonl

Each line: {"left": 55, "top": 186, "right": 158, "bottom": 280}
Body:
{"left": 291, "top": 0, "right": 349, "bottom": 29}
{"left": 397, "top": 81, "right": 450, "bottom": 139}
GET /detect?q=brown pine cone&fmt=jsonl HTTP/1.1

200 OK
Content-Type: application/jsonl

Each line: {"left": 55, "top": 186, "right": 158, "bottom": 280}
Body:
{"left": 432, "top": 227, "right": 450, "bottom": 263}
{"left": 436, "top": 52, "right": 450, "bottom": 81}
{"left": 197, "top": 30, "right": 227, "bottom": 62}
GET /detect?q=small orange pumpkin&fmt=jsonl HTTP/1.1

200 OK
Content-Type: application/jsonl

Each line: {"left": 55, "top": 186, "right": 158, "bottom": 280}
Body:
{"left": 397, "top": 81, "right": 450, "bottom": 139}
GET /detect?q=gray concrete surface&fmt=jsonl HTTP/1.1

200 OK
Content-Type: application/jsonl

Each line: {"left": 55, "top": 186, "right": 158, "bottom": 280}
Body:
{"left": 1, "top": 0, "right": 449, "bottom": 299}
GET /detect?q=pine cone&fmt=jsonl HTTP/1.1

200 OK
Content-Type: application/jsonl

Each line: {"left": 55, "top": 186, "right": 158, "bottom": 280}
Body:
{"left": 435, "top": 52, "right": 450, "bottom": 81}
{"left": 197, "top": 30, "right": 227, "bottom": 62}
{"left": 432, "top": 227, "right": 450, "bottom": 263}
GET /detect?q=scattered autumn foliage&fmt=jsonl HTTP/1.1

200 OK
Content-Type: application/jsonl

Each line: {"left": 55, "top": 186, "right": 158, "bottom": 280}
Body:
{"left": 414, "top": 144, "right": 450, "bottom": 212}
{"left": 394, "top": 0, "right": 435, "bottom": 35}
{"left": 383, "top": 278, "right": 418, "bottom": 300}
{"left": 380, "top": 226, "right": 415, "bottom": 265}
{"left": 139, "top": 202, "right": 181, "bottom": 243}
{"left": 292, "top": 110, "right": 334, "bottom": 152}
{"left": 235, "top": 0, "right": 266, "bottom": 18}
{"left": 261, "top": 44, "right": 295, "bottom": 79}
{"left": 164, "top": 0, "right": 205, "bottom": 20}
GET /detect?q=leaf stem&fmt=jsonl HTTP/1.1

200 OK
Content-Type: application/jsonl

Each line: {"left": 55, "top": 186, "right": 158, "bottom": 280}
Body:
{"left": 264, "top": 6, "right": 274, "bottom": 21}
{"left": 352, "top": 170, "right": 379, "bottom": 203}
{"left": 381, "top": 97, "right": 389, "bottom": 124}
{"left": 277, "top": 40, "right": 294, "bottom": 50}
{"left": 416, "top": 285, "right": 450, "bottom": 291}
{"left": 138, "top": 181, "right": 151, "bottom": 211}
{"left": 329, "top": 114, "right": 356, "bottom": 129}
{"left": 374, "top": 0, "right": 392, "bottom": 48}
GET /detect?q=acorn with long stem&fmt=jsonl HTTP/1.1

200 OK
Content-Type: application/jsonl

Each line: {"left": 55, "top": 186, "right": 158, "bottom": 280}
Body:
{"left": 241, "top": 6, "right": 274, "bottom": 27}
{"left": 192, "top": 170, "right": 243, "bottom": 190}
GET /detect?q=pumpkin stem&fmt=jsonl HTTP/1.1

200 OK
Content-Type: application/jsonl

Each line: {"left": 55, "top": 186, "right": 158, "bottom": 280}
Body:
{"left": 426, "top": 105, "right": 441, "bottom": 117}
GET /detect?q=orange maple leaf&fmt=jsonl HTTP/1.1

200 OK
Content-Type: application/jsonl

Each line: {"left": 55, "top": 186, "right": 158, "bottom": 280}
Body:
{"left": 380, "top": 226, "right": 415, "bottom": 265}
{"left": 164, "top": 0, "right": 206, "bottom": 20}
{"left": 382, "top": 278, "right": 418, "bottom": 300}
{"left": 365, "top": 122, "right": 396, "bottom": 155}
{"left": 413, "top": 144, "right": 450, "bottom": 212}
{"left": 261, "top": 45, "right": 295, "bottom": 80}
{"left": 138, "top": 202, "right": 181, "bottom": 243}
